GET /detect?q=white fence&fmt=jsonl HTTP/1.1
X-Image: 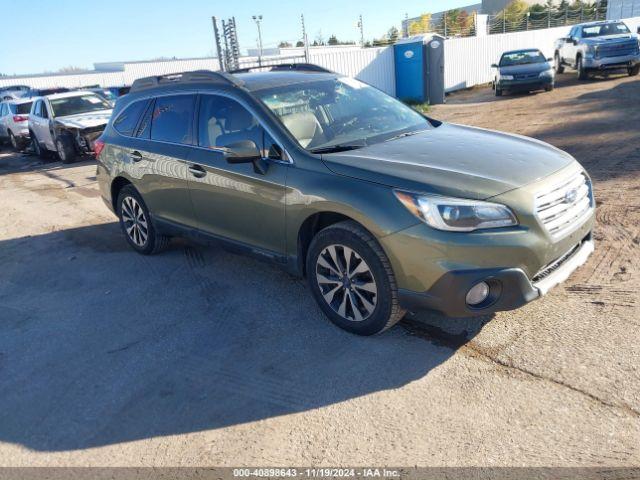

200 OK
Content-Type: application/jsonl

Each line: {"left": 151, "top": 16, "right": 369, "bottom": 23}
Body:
{"left": 311, "top": 47, "right": 396, "bottom": 95}
{"left": 444, "top": 15, "right": 640, "bottom": 92}
{"left": 0, "top": 47, "right": 396, "bottom": 96}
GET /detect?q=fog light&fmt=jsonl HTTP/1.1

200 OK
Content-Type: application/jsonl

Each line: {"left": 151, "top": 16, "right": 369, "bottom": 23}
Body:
{"left": 466, "top": 282, "right": 490, "bottom": 306}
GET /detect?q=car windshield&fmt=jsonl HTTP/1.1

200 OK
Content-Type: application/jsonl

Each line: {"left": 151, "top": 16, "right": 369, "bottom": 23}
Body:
{"left": 582, "top": 22, "right": 630, "bottom": 37}
{"left": 500, "top": 50, "right": 546, "bottom": 66}
{"left": 49, "top": 94, "right": 112, "bottom": 117}
{"left": 256, "top": 77, "right": 432, "bottom": 152}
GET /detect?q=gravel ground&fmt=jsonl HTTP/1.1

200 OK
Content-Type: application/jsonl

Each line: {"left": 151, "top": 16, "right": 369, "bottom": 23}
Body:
{"left": 0, "top": 72, "right": 638, "bottom": 467}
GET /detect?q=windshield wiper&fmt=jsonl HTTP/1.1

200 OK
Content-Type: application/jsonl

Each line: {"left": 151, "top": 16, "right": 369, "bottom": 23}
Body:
{"left": 310, "top": 142, "right": 367, "bottom": 154}
{"left": 385, "top": 129, "right": 428, "bottom": 143}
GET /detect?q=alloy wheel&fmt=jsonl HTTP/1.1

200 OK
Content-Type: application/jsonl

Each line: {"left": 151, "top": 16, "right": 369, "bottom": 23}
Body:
{"left": 121, "top": 196, "right": 149, "bottom": 247}
{"left": 315, "top": 244, "right": 378, "bottom": 322}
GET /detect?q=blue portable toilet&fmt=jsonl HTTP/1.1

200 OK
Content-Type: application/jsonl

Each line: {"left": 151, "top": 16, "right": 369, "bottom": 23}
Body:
{"left": 394, "top": 34, "right": 445, "bottom": 105}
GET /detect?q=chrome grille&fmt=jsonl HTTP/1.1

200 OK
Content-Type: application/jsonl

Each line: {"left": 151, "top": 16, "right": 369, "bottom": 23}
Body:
{"left": 535, "top": 172, "right": 593, "bottom": 239}
{"left": 597, "top": 41, "right": 638, "bottom": 59}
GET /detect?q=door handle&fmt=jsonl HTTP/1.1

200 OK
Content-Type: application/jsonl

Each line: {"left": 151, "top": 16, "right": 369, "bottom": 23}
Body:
{"left": 128, "top": 151, "right": 143, "bottom": 162}
{"left": 188, "top": 164, "right": 206, "bottom": 178}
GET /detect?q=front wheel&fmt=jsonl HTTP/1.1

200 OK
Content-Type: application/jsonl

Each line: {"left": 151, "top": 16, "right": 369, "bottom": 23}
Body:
{"left": 56, "top": 135, "right": 76, "bottom": 164}
{"left": 306, "top": 221, "right": 405, "bottom": 335}
{"left": 629, "top": 65, "right": 640, "bottom": 76}
{"left": 577, "top": 56, "right": 589, "bottom": 80}
{"left": 117, "top": 185, "right": 170, "bottom": 255}
{"left": 545, "top": 83, "right": 555, "bottom": 92}
{"left": 9, "top": 131, "right": 21, "bottom": 151}
{"left": 555, "top": 53, "right": 565, "bottom": 74}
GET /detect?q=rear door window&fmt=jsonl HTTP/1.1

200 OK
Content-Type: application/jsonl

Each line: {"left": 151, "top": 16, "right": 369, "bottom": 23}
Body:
{"left": 113, "top": 100, "right": 149, "bottom": 136}
{"left": 150, "top": 95, "right": 196, "bottom": 145}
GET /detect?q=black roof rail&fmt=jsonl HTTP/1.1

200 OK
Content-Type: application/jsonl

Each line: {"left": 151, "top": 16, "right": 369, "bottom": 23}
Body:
{"left": 130, "top": 70, "right": 243, "bottom": 93}
{"left": 229, "top": 63, "right": 334, "bottom": 74}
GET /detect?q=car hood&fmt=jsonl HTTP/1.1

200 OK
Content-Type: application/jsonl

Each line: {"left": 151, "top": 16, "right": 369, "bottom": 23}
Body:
{"left": 582, "top": 34, "right": 637, "bottom": 45}
{"left": 321, "top": 123, "right": 576, "bottom": 200}
{"left": 54, "top": 109, "right": 112, "bottom": 129}
{"left": 499, "top": 62, "right": 552, "bottom": 75}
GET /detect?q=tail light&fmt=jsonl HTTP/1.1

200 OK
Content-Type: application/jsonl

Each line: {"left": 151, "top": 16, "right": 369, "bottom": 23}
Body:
{"left": 13, "top": 115, "right": 28, "bottom": 123}
{"left": 94, "top": 138, "right": 106, "bottom": 158}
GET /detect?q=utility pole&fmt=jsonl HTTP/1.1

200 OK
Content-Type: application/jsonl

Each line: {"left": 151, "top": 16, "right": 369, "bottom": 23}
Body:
{"left": 252, "top": 15, "right": 264, "bottom": 66}
{"left": 357, "top": 15, "right": 364, "bottom": 47}
{"left": 211, "top": 17, "right": 224, "bottom": 71}
{"left": 301, "top": 14, "right": 310, "bottom": 62}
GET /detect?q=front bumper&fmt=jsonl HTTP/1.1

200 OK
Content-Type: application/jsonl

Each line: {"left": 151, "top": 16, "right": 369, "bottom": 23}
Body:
{"left": 398, "top": 235, "right": 594, "bottom": 317}
{"left": 584, "top": 53, "right": 640, "bottom": 70}
{"left": 499, "top": 76, "right": 553, "bottom": 92}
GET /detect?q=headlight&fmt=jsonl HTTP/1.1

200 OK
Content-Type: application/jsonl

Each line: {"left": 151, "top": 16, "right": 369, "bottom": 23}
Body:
{"left": 394, "top": 191, "right": 519, "bottom": 232}
{"left": 498, "top": 74, "right": 514, "bottom": 81}
{"left": 539, "top": 68, "right": 554, "bottom": 78}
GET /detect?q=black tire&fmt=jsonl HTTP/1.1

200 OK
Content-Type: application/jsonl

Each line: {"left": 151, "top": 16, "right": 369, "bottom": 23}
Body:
{"left": 116, "top": 185, "right": 170, "bottom": 255}
{"left": 55, "top": 134, "right": 76, "bottom": 164}
{"left": 555, "top": 53, "right": 564, "bottom": 74}
{"left": 577, "top": 56, "right": 589, "bottom": 80}
{"left": 306, "top": 220, "right": 405, "bottom": 336}
{"left": 495, "top": 81, "right": 503, "bottom": 97}
{"left": 8, "top": 131, "right": 20, "bottom": 151}
{"left": 545, "top": 83, "right": 554, "bottom": 92}
{"left": 30, "top": 132, "right": 48, "bottom": 159}
{"left": 629, "top": 65, "right": 640, "bottom": 76}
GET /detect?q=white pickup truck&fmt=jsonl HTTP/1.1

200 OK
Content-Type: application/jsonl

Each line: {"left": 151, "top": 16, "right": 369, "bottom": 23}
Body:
{"left": 554, "top": 20, "right": 640, "bottom": 79}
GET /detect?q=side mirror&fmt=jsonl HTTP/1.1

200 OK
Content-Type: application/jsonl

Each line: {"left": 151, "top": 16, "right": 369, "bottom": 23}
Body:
{"left": 491, "top": 63, "right": 498, "bottom": 68}
{"left": 223, "top": 140, "right": 268, "bottom": 174}
{"left": 547, "top": 57, "right": 553, "bottom": 62}
{"left": 571, "top": 38, "right": 579, "bottom": 45}
{"left": 223, "top": 140, "right": 261, "bottom": 164}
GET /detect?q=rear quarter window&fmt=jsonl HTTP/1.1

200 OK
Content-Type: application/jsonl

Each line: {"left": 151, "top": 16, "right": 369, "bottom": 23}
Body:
{"left": 113, "top": 100, "right": 149, "bottom": 136}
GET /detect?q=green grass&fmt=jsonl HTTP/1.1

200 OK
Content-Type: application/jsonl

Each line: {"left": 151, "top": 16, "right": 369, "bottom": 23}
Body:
{"left": 402, "top": 99, "right": 431, "bottom": 114}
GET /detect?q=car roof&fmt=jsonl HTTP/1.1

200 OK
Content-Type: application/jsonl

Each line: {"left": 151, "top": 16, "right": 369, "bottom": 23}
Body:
{"left": 578, "top": 20, "right": 622, "bottom": 27}
{"left": 4, "top": 97, "right": 34, "bottom": 105}
{"left": 234, "top": 71, "right": 339, "bottom": 92}
{"left": 502, "top": 48, "right": 542, "bottom": 55}
{"left": 41, "top": 90, "right": 101, "bottom": 100}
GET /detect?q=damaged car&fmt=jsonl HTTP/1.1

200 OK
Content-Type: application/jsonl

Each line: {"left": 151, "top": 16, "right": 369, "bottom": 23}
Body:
{"left": 28, "top": 91, "right": 112, "bottom": 163}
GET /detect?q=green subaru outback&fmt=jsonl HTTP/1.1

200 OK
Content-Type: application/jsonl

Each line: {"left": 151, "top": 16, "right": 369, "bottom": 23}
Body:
{"left": 96, "top": 65, "right": 595, "bottom": 335}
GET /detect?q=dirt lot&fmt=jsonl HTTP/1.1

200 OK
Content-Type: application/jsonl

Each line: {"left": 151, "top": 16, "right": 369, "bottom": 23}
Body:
{"left": 0, "top": 73, "right": 639, "bottom": 467}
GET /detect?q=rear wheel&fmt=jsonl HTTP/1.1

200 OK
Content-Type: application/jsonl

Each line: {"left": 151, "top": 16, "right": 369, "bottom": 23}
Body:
{"left": 306, "top": 221, "right": 405, "bottom": 336}
{"left": 9, "top": 131, "right": 20, "bottom": 151}
{"left": 116, "top": 185, "right": 170, "bottom": 255}
{"left": 629, "top": 65, "right": 640, "bottom": 76}
{"left": 31, "top": 132, "right": 48, "bottom": 158}
{"left": 554, "top": 53, "right": 564, "bottom": 74}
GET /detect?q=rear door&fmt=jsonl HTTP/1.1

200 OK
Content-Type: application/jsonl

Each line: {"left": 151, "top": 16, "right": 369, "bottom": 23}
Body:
{"left": 187, "top": 93, "right": 287, "bottom": 255}
{"left": 39, "top": 100, "right": 55, "bottom": 150}
{"left": 112, "top": 94, "right": 197, "bottom": 227}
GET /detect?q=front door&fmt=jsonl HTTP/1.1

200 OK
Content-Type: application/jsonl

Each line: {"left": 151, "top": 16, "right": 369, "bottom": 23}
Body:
{"left": 187, "top": 93, "right": 287, "bottom": 256}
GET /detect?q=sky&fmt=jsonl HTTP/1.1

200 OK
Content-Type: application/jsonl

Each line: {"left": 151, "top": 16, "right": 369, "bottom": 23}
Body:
{"left": 0, "top": 0, "right": 471, "bottom": 76}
